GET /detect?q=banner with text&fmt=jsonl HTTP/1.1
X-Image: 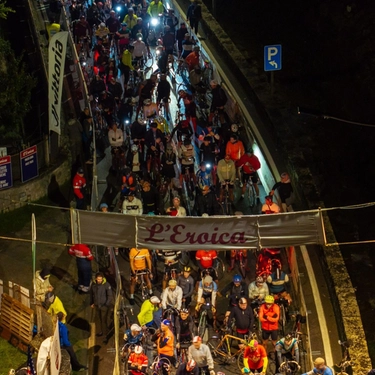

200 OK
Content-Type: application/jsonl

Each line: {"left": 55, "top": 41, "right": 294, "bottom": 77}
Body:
{"left": 71, "top": 210, "right": 325, "bottom": 250}
{"left": 20, "top": 145, "right": 38, "bottom": 182}
{"left": 48, "top": 31, "right": 68, "bottom": 135}
{"left": 0, "top": 156, "right": 13, "bottom": 190}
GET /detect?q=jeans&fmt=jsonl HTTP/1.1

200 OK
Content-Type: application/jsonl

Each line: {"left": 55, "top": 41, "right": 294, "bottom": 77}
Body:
{"left": 76, "top": 257, "right": 92, "bottom": 288}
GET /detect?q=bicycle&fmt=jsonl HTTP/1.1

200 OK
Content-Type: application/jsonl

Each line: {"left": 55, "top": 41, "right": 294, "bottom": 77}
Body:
{"left": 151, "top": 356, "right": 172, "bottom": 375}
{"left": 197, "top": 301, "right": 212, "bottom": 341}
{"left": 208, "top": 332, "right": 246, "bottom": 369}
{"left": 134, "top": 269, "right": 151, "bottom": 301}
{"left": 333, "top": 340, "right": 353, "bottom": 375}
{"left": 278, "top": 359, "right": 300, "bottom": 375}
{"left": 120, "top": 342, "right": 138, "bottom": 374}
{"left": 238, "top": 166, "right": 256, "bottom": 208}
{"left": 176, "top": 341, "right": 191, "bottom": 366}
{"left": 219, "top": 181, "right": 233, "bottom": 216}
{"left": 275, "top": 296, "right": 289, "bottom": 337}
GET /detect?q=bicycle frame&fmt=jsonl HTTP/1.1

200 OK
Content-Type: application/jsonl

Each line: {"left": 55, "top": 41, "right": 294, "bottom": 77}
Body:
{"left": 210, "top": 334, "right": 245, "bottom": 361}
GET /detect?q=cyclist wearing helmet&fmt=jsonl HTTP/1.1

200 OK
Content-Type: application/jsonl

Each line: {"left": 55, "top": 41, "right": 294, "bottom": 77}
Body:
{"left": 220, "top": 274, "right": 248, "bottom": 309}
{"left": 175, "top": 308, "right": 195, "bottom": 348}
{"left": 195, "top": 249, "right": 218, "bottom": 282}
{"left": 248, "top": 276, "right": 269, "bottom": 304}
{"left": 226, "top": 297, "right": 254, "bottom": 339}
{"left": 177, "top": 266, "right": 195, "bottom": 307}
{"left": 99, "top": 203, "right": 108, "bottom": 212}
{"left": 270, "top": 172, "right": 294, "bottom": 212}
{"left": 242, "top": 339, "right": 268, "bottom": 375}
{"left": 259, "top": 295, "right": 280, "bottom": 347}
{"left": 275, "top": 333, "right": 300, "bottom": 366}
{"left": 127, "top": 143, "right": 144, "bottom": 176}
{"left": 124, "top": 323, "right": 144, "bottom": 346}
{"left": 122, "top": 191, "right": 143, "bottom": 215}
{"left": 176, "top": 358, "right": 199, "bottom": 375}
{"left": 178, "top": 137, "right": 196, "bottom": 187}
{"left": 129, "top": 248, "right": 153, "bottom": 305}
{"left": 128, "top": 345, "right": 148, "bottom": 375}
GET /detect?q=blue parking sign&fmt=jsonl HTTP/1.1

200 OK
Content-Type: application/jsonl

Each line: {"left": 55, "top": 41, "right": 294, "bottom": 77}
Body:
{"left": 264, "top": 45, "right": 282, "bottom": 71}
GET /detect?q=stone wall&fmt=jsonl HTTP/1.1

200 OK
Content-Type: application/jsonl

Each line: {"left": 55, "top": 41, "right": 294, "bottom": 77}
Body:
{"left": 0, "top": 159, "right": 71, "bottom": 213}
{"left": 171, "top": 0, "right": 373, "bottom": 372}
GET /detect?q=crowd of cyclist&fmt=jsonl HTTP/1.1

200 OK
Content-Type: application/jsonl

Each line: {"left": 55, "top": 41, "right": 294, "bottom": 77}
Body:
{"left": 119, "top": 243, "right": 303, "bottom": 375}
{"left": 68, "top": 0, "right": 296, "bottom": 216}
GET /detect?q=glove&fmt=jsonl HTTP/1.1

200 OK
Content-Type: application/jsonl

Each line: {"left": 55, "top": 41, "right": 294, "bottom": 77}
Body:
{"left": 272, "top": 313, "right": 277, "bottom": 318}
{"left": 210, "top": 371, "right": 215, "bottom": 375}
{"left": 195, "top": 304, "right": 201, "bottom": 311}
{"left": 242, "top": 368, "right": 250, "bottom": 374}
{"left": 163, "top": 337, "right": 170, "bottom": 344}
{"left": 211, "top": 306, "right": 216, "bottom": 313}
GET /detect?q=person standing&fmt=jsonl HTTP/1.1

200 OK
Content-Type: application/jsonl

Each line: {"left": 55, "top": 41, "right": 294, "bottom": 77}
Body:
{"left": 90, "top": 272, "right": 114, "bottom": 340}
{"left": 187, "top": 0, "right": 202, "bottom": 35}
{"left": 67, "top": 113, "right": 83, "bottom": 165}
{"left": 226, "top": 297, "right": 254, "bottom": 339}
{"left": 258, "top": 295, "right": 280, "bottom": 347}
{"left": 35, "top": 267, "right": 53, "bottom": 302}
{"left": 68, "top": 243, "right": 93, "bottom": 293}
{"left": 72, "top": 168, "right": 86, "bottom": 210}
{"left": 188, "top": 336, "right": 215, "bottom": 375}
{"left": 269, "top": 172, "right": 294, "bottom": 212}
{"left": 152, "top": 319, "right": 175, "bottom": 374}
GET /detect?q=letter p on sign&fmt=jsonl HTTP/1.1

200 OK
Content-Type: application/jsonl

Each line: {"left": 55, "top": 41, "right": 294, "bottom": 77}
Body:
{"left": 264, "top": 44, "right": 282, "bottom": 71}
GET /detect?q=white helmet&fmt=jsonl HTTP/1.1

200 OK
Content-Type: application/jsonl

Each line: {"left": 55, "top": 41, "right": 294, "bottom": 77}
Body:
{"left": 100, "top": 22, "right": 105, "bottom": 28}
{"left": 134, "top": 345, "right": 143, "bottom": 354}
{"left": 150, "top": 296, "right": 160, "bottom": 304}
{"left": 131, "top": 323, "right": 142, "bottom": 331}
{"left": 131, "top": 144, "right": 138, "bottom": 152}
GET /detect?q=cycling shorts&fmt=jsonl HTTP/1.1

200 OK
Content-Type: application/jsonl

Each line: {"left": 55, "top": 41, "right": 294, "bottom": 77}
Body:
{"left": 243, "top": 171, "right": 258, "bottom": 184}
{"left": 262, "top": 329, "right": 278, "bottom": 340}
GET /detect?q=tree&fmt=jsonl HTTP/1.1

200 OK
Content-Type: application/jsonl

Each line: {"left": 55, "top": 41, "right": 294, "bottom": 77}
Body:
{"left": 0, "top": 0, "right": 14, "bottom": 19}
{"left": 0, "top": 37, "right": 36, "bottom": 148}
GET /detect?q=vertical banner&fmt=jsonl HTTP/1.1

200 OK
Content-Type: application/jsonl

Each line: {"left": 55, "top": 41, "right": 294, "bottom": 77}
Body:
{"left": 20, "top": 145, "right": 39, "bottom": 182}
{"left": 48, "top": 31, "right": 69, "bottom": 135}
{"left": 0, "top": 155, "right": 13, "bottom": 190}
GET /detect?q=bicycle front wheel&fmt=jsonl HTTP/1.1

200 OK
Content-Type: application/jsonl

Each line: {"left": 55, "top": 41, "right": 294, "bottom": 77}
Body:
{"left": 237, "top": 350, "right": 244, "bottom": 371}
{"left": 198, "top": 312, "right": 207, "bottom": 340}
{"left": 247, "top": 183, "right": 256, "bottom": 207}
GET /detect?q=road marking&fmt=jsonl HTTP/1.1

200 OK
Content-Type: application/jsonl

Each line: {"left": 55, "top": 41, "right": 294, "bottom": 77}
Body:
{"left": 300, "top": 245, "right": 333, "bottom": 365}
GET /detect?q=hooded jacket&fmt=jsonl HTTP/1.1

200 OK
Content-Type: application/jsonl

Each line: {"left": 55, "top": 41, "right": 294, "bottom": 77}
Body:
{"left": 90, "top": 277, "right": 114, "bottom": 308}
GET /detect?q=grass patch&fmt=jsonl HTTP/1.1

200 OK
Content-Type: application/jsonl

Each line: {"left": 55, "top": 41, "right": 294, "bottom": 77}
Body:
{"left": 0, "top": 337, "right": 27, "bottom": 375}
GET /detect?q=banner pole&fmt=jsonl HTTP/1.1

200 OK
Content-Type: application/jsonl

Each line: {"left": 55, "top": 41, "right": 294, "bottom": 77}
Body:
{"left": 318, "top": 207, "right": 328, "bottom": 246}
{"left": 32, "top": 214, "right": 36, "bottom": 300}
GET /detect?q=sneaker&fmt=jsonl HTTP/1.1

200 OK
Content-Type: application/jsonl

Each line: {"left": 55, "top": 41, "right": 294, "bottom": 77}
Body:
{"left": 77, "top": 285, "right": 84, "bottom": 291}
{"left": 129, "top": 298, "right": 135, "bottom": 305}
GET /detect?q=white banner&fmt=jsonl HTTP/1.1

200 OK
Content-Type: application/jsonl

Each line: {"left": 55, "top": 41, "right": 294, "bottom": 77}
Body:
{"left": 50, "top": 322, "right": 61, "bottom": 375}
{"left": 48, "top": 31, "right": 68, "bottom": 135}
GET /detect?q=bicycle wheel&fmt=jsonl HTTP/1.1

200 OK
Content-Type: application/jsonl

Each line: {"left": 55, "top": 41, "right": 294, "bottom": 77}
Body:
{"left": 198, "top": 312, "right": 207, "bottom": 339}
{"left": 247, "top": 182, "right": 256, "bottom": 207}
{"left": 279, "top": 304, "right": 286, "bottom": 336}
{"left": 237, "top": 350, "right": 244, "bottom": 371}
{"left": 144, "top": 54, "right": 154, "bottom": 70}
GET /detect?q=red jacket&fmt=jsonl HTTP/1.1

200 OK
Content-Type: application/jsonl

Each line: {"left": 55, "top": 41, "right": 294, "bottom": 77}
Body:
{"left": 259, "top": 303, "right": 279, "bottom": 331}
{"left": 236, "top": 154, "right": 261, "bottom": 174}
{"left": 196, "top": 250, "right": 217, "bottom": 269}
{"left": 69, "top": 244, "right": 93, "bottom": 260}
{"left": 226, "top": 140, "right": 245, "bottom": 161}
{"left": 73, "top": 173, "right": 86, "bottom": 199}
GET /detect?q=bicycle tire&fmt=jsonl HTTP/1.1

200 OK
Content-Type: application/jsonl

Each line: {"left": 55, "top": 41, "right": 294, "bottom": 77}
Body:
{"left": 247, "top": 183, "right": 256, "bottom": 208}
{"left": 237, "top": 350, "right": 244, "bottom": 371}
{"left": 279, "top": 304, "right": 286, "bottom": 337}
{"left": 144, "top": 54, "right": 154, "bottom": 70}
{"left": 198, "top": 312, "right": 207, "bottom": 340}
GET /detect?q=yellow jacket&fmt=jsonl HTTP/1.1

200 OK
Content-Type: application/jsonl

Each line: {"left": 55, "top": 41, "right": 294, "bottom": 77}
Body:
{"left": 47, "top": 296, "right": 67, "bottom": 323}
{"left": 121, "top": 49, "right": 134, "bottom": 69}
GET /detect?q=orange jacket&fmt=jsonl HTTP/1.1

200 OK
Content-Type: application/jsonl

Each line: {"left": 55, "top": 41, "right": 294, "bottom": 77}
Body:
{"left": 226, "top": 140, "right": 245, "bottom": 161}
{"left": 259, "top": 303, "right": 280, "bottom": 331}
{"left": 157, "top": 329, "right": 174, "bottom": 356}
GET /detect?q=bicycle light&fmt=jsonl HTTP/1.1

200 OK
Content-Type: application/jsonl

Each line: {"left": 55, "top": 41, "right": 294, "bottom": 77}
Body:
{"left": 206, "top": 163, "right": 211, "bottom": 168}
{"left": 116, "top": 6, "right": 121, "bottom": 12}
{"left": 151, "top": 18, "right": 159, "bottom": 26}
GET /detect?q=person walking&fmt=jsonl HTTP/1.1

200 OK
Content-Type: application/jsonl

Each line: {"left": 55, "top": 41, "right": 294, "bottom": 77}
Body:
{"left": 187, "top": 0, "right": 202, "bottom": 35}
{"left": 57, "top": 312, "right": 88, "bottom": 371}
{"left": 68, "top": 243, "right": 93, "bottom": 293}
{"left": 90, "top": 272, "right": 114, "bottom": 341}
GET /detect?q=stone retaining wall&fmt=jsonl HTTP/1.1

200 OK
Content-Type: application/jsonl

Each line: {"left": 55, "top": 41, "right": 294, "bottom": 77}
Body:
{"left": 173, "top": 0, "right": 372, "bottom": 371}
{"left": 0, "top": 160, "right": 71, "bottom": 213}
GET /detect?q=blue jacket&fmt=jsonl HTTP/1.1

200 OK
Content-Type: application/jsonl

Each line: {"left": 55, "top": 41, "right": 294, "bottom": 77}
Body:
{"left": 124, "top": 329, "right": 143, "bottom": 345}
{"left": 303, "top": 367, "right": 333, "bottom": 375}
{"left": 58, "top": 320, "right": 71, "bottom": 347}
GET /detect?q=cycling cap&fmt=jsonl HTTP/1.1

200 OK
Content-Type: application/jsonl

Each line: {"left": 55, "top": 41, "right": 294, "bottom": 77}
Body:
{"left": 134, "top": 345, "right": 143, "bottom": 354}
{"left": 255, "top": 276, "right": 264, "bottom": 283}
{"left": 136, "top": 32, "right": 143, "bottom": 39}
{"left": 210, "top": 79, "right": 218, "bottom": 86}
{"left": 161, "top": 319, "right": 171, "bottom": 326}
{"left": 248, "top": 339, "right": 258, "bottom": 349}
{"left": 168, "top": 279, "right": 177, "bottom": 286}
{"left": 150, "top": 296, "right": 160, "bottom": 303}
{"left": 233, "top": 274, "right": 242, "bottom": 283}
{"left": 183, "top": 266, "right": 191, "bottom": 272}
{"left": 203, "top": 275, "right": 213, "bottom": 284}
{"left": 192, "top": 336, "right": 202, "bottom": 343}
{"left": 187, "top": 359, "right": 196, "bottom": 369}
{"left": 180, "top": 308, "right": 189, "bottom": 314}
{"left": 78, "top": 167, "right": 84, "bottom": 174}
{"left": 239, "top": 297, "right": 247, "bottom": 304}
{"left": 264, "top": 295, "right": 274, "bottom": 304}
{"left": 131, "top": 144, "right": 138, "bottom": 152}
{"left": 99, "top": 203, "right": 108, "bottom": 209}
{"left": 131, "top": 324, "right": 142, "bottom": 331}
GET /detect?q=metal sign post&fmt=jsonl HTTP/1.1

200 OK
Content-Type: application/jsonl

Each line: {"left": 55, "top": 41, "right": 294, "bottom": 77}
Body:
{"left": 264, "top": 44, "right": 282, "bottom": 95}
